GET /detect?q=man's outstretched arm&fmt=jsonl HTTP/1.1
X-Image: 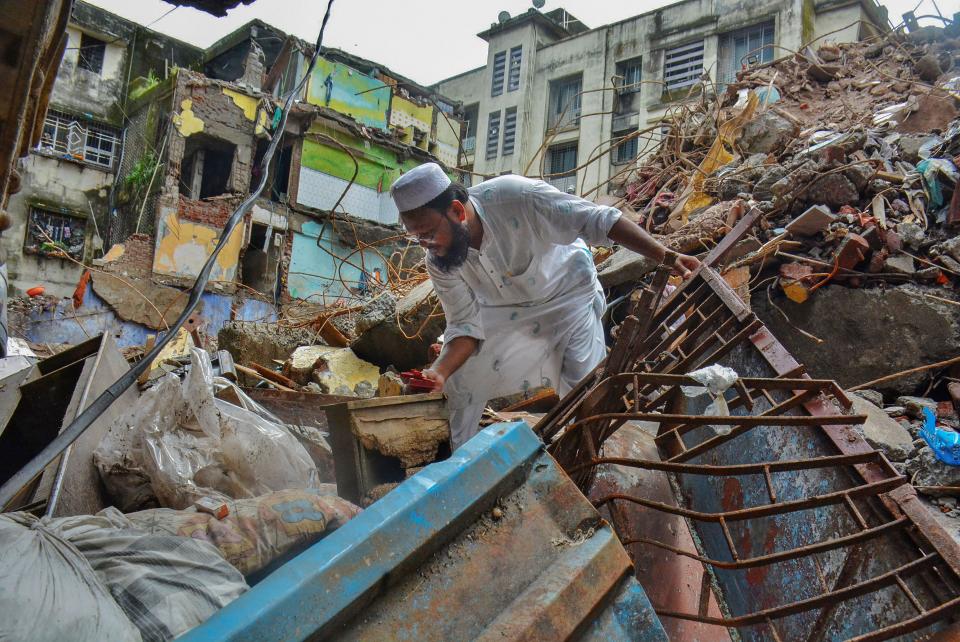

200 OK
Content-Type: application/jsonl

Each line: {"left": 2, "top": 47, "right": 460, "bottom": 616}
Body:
{"left": 607, "top": 217, "right": 701, "bottom": 278}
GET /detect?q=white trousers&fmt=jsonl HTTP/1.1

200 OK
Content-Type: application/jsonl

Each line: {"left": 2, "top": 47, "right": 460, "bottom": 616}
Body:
{"left": 444, "top": 285, "right": 607, "bottom": 449}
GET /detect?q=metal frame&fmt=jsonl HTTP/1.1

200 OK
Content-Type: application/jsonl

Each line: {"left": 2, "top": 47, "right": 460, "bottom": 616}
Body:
{"left": 534, "top": 211, "right": 960, "bottom": 640}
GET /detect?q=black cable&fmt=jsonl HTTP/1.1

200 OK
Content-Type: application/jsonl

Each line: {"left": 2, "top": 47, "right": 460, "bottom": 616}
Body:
{"left": 0, "top": 0, "right": 336, "bottom": 510}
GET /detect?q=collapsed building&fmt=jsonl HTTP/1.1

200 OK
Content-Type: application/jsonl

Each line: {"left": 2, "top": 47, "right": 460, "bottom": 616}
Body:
{"left": 1, "top": 1, "right": 960, "bottom": 641}
{"left": 9, "top": 2, "right": 464, "bottom": 350}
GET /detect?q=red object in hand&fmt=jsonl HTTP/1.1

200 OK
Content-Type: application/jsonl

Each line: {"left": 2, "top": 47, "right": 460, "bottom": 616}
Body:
{"left": 401, "top": 369, "right": 439, "bottom": 392}
{"left": 26, "top": 286, "right": 45, "bottom": 297}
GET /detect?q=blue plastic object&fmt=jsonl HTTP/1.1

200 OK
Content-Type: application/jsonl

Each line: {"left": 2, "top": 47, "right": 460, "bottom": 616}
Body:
{"left": 920, "top": 407, "right": 960, "bottom": 465}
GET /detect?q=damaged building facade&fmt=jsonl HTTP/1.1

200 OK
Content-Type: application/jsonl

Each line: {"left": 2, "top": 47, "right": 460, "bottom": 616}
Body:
{"left": 1, "top": 1, "right": 201, "bottom": 298}
{"left": 14, "top": 8, "right": 464, "bottom": 348}
{"left": 434, "top": 0, "right": 888, "bottom": 194}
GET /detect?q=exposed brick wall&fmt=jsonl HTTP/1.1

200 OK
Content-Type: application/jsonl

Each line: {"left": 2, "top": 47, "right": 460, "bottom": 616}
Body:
{"left": 177, "top": 194, "right": 238, "bottom": 227}
{"left": 102, "top": 232, "right": 155, "bottom": 278}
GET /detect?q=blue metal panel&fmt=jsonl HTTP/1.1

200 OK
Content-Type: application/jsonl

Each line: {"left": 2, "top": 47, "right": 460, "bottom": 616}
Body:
{"left": 578, "top": 579, "right": 669, "bottom": 642}
{"left": 182, "top": 422, "right": 543, "bottom": 642}
{"left": 182, "top": 421, "right": 668, "bottom": 641}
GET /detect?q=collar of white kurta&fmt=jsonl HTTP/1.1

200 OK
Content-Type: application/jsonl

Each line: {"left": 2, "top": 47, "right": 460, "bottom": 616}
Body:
{"left": 391, "top": 162, "right": 451, "bottom": 212}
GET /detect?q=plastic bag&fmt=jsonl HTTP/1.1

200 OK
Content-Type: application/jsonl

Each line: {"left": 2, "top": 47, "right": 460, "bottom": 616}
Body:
{"left": 96, "top": 348, "right": 319, "bottom": 510}
{"left": 126, "top": 489, "right": 361, "bottom": 576}
{"left": 0, "top": 512, "right": 143, "bottom": 642}
{"left": 681, "top": 364, "right": 739, "bottom": 436}
{"left": 50, "top": 508, "right": 248, "bottom": 642}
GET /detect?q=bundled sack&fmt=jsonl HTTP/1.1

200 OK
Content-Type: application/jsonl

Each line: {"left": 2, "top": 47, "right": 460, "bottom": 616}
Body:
{"left": 95, "top": 348, "right": 318, "bottom": 510}
{"left": 51, "top": 508, "right": 248, "bottom": 642}
{"left": 126, "top": 489, "right": 361, "bottom": 576}
{"left": 0, "top": 512, "right": 143, "bottom": 642}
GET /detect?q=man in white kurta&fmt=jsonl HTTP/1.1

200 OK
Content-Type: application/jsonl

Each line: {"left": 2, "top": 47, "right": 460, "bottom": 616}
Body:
{"left": 391, "top": 164, "right": 699, "bottom": 448}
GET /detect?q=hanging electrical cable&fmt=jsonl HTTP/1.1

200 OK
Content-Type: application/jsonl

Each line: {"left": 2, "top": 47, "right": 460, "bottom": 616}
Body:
{"left": 0, "top": 0, "right": 336, "bottom": 510}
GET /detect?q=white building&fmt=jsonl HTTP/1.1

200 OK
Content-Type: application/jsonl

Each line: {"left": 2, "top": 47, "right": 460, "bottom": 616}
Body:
{"left": 434, "top": 0, "right": 888, "bottom": 196}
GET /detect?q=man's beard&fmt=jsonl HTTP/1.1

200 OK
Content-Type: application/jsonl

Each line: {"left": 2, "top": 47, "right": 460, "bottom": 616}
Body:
{"left": 428, "top": 218, "right": 471, "bottom": 273}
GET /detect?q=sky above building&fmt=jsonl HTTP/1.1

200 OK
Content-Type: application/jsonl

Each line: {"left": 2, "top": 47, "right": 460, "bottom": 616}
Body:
{"left": 87, "top": 0, "right": 950, "bottom": 86}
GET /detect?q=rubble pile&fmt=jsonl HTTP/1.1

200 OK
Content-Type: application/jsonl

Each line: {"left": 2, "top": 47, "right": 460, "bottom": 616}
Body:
{"left": 611, "top": 28, "right": 960, "bottom": 295}
{"left": 599, "top": 25, "right": 960, "bottom": 519}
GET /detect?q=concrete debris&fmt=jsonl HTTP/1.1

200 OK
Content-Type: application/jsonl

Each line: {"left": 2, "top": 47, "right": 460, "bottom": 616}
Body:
{"left": 754, "top": 284, "right": 960, "bottom": 396}
{"left": 897, "top": 395, "right": 939, "bottom": 419}
{"left": 351, "top": 279, "right": 445, "bottom": 371}
{"left": 850, "top": 395, "right": 915, "bottom": 462}
{"left": 284, "top": 345, "right": 379, "bottom": 396}
{"left": 218, "top": 322, "right": 317, "bottom": 372}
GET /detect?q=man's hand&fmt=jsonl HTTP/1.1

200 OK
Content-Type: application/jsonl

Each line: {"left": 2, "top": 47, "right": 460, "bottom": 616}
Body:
{"left": 672, "top": 253, "right": 701, "bottom": 280}
{"left": 421, "top": 367, "right": 446, "bottom": 391}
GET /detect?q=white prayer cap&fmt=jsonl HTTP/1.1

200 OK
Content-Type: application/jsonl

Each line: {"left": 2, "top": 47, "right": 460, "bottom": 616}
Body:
{"left": 390, "top": 163, "right": 451, "bottom": 213}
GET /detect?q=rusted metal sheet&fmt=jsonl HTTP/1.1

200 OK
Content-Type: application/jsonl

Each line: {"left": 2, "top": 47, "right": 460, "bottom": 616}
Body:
{"left": 536, "top": 264, "right": 960, "bottom": 641}
{"left": 180, "top": 421, "right": 668, "bottom": 641}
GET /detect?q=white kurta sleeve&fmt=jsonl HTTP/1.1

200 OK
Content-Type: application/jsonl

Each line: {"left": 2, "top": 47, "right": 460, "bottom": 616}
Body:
{"left": 521, "top": 179, "right": 622, "bottom": 247}
{"left": 426, "top": 261, "right": 485, "bottom": 349}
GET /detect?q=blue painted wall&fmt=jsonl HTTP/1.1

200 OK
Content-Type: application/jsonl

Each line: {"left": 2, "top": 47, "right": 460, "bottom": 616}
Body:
{"left": 20, "top": 283, "right": 277, "bottom": 348}
{"left": 287, "top": 220, "right": 388, "bottom": 305}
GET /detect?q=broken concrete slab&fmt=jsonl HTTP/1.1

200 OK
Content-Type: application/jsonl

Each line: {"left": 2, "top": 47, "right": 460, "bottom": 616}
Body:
{"left": 786, "top": 204, "right": 836, "bottom": 236}
{"left": 738, "top": 110, "right": 797, "bottom": 154}
{"left": 753, "top": 284, "right": 960, "bottom": 396}
{"left": 284, "top": 345, "right": 379, "bottom": 394}
{"left": 908, "top": 446, "right": 960, "bottom": 487}
{"left": 218, "top": 322, "right": 316, "bottom": 369}
{"left": 896, "top": 395, "right": 938, "bottom": 419}
{"left": 850, "top": 395, "right": 915, "bottom": 461}
{"left": 884, "top": 253, "right": 916, "bottom": 275}
{"left": 351, "top": 280, "right": 445, "bottom": 371}
{"left": 596, "top": 248, "right": 657, "bottom": 288}
{"left": 325, "top": 393, "right": 449, "bottom": 505}
{"left": 89, "top": 271, "right": 198, "bottom": 330}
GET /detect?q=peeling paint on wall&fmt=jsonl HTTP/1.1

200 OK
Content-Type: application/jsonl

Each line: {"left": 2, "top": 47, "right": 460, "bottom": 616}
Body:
{"left": 174, "top": 98, "right": 204, "bottom": 137}
{"left": 222, "top": 87, "right": 268, "bottom": 135}
{"left": 306, "top": 58, "right": 390, "bottom": 131}
{"left": 152, "top": 211, "right": 244, "bottom": 280}
{"left": 288, "top": 219, "right": 388, "bottom": 303}
{"left": 390, "top": 94, "right": 434, "bottom": 149}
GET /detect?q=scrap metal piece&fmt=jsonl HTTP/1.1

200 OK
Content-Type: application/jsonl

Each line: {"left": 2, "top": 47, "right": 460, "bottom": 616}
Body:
{"left": 535, "top": 260, "right": 960, "bottom": 640}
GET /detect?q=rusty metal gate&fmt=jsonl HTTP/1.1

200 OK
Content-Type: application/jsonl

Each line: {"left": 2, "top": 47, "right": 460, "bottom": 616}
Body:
{"left": 536, "top": 211, "right": 960, "bottom": 641}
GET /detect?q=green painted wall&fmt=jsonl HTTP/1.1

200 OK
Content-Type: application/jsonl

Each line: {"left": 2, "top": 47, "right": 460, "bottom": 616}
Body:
{"left": 301, "top": 128, "right": 421, "bottom": 192}
{"left": 307, "top": 57, "right": 390, "bottom": 131}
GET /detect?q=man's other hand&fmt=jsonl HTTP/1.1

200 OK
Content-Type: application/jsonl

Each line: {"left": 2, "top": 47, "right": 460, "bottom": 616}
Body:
{"left": 673, "top": 253, "right": 701, "bottom": 280}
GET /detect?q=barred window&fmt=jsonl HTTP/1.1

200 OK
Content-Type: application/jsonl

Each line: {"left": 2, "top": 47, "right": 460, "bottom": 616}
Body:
{"left": 507, "top": 46, "right": 522, "bottom": 92}
{"left": 612, "top": 130, "right": 638, "bottom": 164}
{"left": 491, "top": 51, "right": 506, "bottom": 97}
{"left": 548, "top": 74, "right": 582, "bottom": 130}
{"left": 78, "top": 33, "right": 106, "bottom": 74}
{"left": 24, "top": 207, "right": 87, "bottom": 260}
{"left": 547, "top": 143, "right": 577, "bottom": 193}
{"left": 502, "top": 107, "right": 517, "bottom": 156}
{"left": 486, "top": 110, "right": 501, "bottom": 160}
{"left": 39, "top": 110, "right": 120, "bottom": 169}
{"left": 663, "top": 40, "right": 704, "bottom": 92}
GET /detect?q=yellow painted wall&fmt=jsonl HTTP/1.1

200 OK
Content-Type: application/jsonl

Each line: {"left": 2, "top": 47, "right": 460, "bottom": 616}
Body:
{"left": 152, "top": 211, "right": 244, "bottom": 281}
{"left": 390, "top": 94, "right": 434, "bottom": 150}
{"left": 173, "top": 99, "right": 204, "bottom": 137}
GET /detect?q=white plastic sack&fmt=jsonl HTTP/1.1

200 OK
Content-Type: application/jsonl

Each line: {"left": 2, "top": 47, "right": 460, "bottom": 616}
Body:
{"left": 96, "top": 348, "right": 319, "bottom": 510}
{"left": 681, "top": 364, "right": 740, "bottom": 436}
{"left": 51, "top": 508, "right": 248, "bottom": 642}
{"left": 0, "top": 512, "right": 143, "bottom": 642}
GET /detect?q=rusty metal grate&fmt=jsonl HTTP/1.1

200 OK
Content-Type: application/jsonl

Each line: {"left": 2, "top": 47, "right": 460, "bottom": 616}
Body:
{"left": 535, "top": 216, "right": 960, "bottom": 640}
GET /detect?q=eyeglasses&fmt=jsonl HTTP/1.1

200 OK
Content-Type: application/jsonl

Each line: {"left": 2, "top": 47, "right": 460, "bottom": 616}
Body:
{"left": 403, "top": 215, "right": 446, "bottom": 245}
